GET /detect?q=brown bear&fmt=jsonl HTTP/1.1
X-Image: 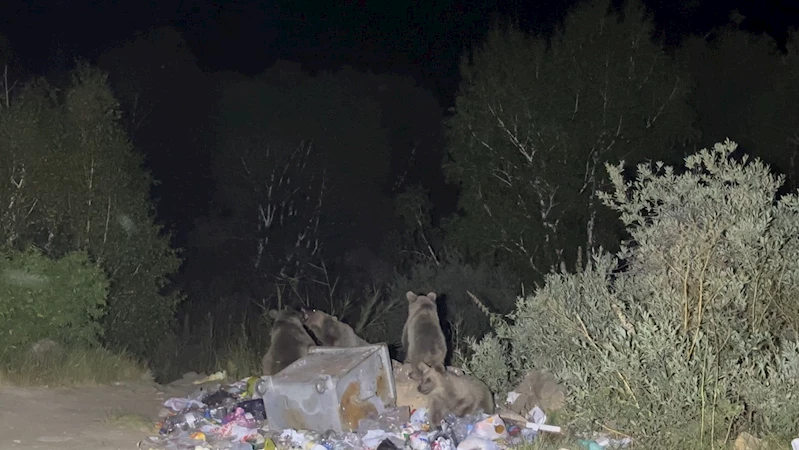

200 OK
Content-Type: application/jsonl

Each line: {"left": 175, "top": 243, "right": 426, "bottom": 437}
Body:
{"left": 261, "top": 308, "right": 316, "bottom": 375}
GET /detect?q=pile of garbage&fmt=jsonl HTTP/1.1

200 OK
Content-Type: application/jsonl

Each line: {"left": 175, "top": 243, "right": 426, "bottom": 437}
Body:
{"left": 140, "top": 373, "right": 555, "bottom": 450}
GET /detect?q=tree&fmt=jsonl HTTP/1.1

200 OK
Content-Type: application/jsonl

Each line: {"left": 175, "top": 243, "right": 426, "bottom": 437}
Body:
{"left": 680, "top": 24, "right": 799, "bottom": 192}
{"left": 97, "top": 27, "right": 215, "bottom": 243}
{"left": 444, "top": 0, "right": 697, "bottom": 284}
{"left": 0, "top": 33, "right": 33, "bottom": 110}
{"left": 199, "top": 61, "right": 394, "bottom": 292}
{"left": 326, "top": 66, "right": 445, "bottom": 198}
{"left": 0, "top": 63, "right": 182, "bottom": 358}
{"left": 97, "top": 27, "right": 205, "bottom": 141}
{"left": 310, "top": 67, "right": 454, "bottom": 286}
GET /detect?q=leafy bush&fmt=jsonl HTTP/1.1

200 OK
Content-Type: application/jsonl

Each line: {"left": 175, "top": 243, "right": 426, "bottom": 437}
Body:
{"left": 0, "top": 64, "right": 183, "bottom": 359}
{"left": 0, "top": 248, "right": 109, "bottom": 353}
{"left": 466, "top": 140, "right": 799, "bottom": 447}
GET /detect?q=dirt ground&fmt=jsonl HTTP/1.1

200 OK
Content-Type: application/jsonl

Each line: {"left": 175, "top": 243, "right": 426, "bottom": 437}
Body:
{"left": 0, "top": 376, "right": 201, "bottom": 450}
{"left": 0, "top": 364, "right": 422, "bottom": 450}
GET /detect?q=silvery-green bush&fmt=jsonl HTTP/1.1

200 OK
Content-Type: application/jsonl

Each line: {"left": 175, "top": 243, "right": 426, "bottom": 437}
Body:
{"left": 466, "top": 140, "right": 799, "bottom": 447}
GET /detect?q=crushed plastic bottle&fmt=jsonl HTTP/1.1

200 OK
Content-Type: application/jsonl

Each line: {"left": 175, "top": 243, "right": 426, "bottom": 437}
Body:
{"left": 408, "top": 431, "right": 433, "bottom": 450}
{"left": 358, "top": 406, "right": 410, "bottom": 434}
{"left": 442, "top": 411, "right": 493, "bottom": 444}
{"left": 205, "top": 404, "right": 232, "bottom": 422}
{"left": 159, "top": 410, "right": 206, "bottom": 434}
{"left": 330, "top": 432, "right": 365, "bottom": 450}
{"left": 432, "top": 434, "right": 455, "bottom": 450}
{"left": 410, "top": 408, "right": 428, "bottom": 425}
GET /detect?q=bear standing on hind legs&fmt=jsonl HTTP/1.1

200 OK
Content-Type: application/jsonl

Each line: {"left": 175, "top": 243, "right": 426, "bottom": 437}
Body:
{"left": 402, "top": 291, "right": 447, "bottom": 381}
{"left": 261, "top": 308, "right": 316, "bottom": 375}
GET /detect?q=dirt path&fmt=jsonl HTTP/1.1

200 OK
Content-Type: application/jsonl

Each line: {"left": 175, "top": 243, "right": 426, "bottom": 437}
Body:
{"left": 0, "top": 377, "right": 199, "bottom": 450}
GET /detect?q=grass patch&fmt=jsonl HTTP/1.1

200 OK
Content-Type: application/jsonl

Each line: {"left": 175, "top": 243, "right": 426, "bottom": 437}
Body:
{"left": 511, "top": 429, "right": 795, "bottom": 450}
{"left": 150, "top": 322, "right": 263, "bottom": 384}
{"left": 519, "top": 434, "right": 584, "bottom": 450}
{"left": 0, "top": 345, "right": 150, "bottom": 387}
{"left": 216, "top": 333, "right": 262, "bottom": 381}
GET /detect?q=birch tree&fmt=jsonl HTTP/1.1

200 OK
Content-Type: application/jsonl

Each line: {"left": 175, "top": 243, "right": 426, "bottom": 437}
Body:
{"left": 208, "top": 62, "right": 391, "bottom": 289}
{"left": 0, "top": 63, "right": 182, "bottom": 357}
{"left": 212, "top": 135, "right": 327, "bottom": 281}
{"left": 444, "top": 0, "right": 697, "bottom": 283}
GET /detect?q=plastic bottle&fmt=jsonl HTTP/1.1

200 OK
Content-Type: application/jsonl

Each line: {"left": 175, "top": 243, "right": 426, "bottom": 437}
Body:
{"left": 205, "top": 404, "right": 230, "bottom": 421}
{"left": 160, "top": 410, "right": 205, "bottom": 434}
{"left": 443, "top": 414, "right": 477, "bottom": 444}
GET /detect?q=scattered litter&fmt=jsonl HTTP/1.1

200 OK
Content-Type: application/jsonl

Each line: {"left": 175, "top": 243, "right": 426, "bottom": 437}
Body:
{"left": 576, "top": 433, "right": 632, "bottom": 449}
{"left": 144, "top": 382, "right": 549, "bottom": 450}
{"left": 144, "top": 351, "right": 565, "bottom": 450}
{"left": 522, "top": 406, "right": 561, "bottom": 434}
{"left": 194, "top": 371, "right": 228, "bottom": 385}
{"left": 163, "top": 397, "right": 205, "bottom": 413}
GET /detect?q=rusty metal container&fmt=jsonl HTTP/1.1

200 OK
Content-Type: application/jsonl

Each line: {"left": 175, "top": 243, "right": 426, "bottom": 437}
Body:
{"left": 257, "top": 344, "right": 397, "bottom": 433}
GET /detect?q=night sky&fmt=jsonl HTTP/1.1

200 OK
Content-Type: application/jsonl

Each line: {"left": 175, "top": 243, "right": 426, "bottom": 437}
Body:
{"left": 6, "top": 0, "right": 796, "bottom": 97}
{"left": 2, "top": 0, "right": 798, "bottom": 248}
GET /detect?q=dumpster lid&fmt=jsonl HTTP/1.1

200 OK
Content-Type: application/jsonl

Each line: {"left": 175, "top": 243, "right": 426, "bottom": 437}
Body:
{"left": 273, "top": 345, "right": 384, "bottom": 381}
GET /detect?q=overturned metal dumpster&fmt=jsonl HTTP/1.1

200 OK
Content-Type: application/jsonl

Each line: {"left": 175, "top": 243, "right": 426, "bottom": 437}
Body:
{"left": 257, "top": 344, "right": 397, "bottom": 433}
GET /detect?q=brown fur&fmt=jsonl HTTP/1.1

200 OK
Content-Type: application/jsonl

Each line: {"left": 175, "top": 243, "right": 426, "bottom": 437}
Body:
{"left": 402, "top": 291, "right": 447, "bottom": 381}
{"left": 509, "top": 369, "right": 566, "bottom": 413}
{"left": 301, "top": 307, "right": 369, "bottom": 347}
{"left": 261, "top": 308, "right": 316, "bottom": 375}
{"left": 417, "top": 362, "right": 495, "bottom": 425}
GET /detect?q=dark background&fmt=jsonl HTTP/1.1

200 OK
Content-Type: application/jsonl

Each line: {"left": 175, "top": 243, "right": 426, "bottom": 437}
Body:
{"left": 2, "top": 0, "right": 797, "bottom": 249}
{"left": 3, "top": 0, "right": 799, "bottom": 374}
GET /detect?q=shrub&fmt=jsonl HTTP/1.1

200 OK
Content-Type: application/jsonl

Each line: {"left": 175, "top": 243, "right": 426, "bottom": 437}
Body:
{"left": 0, "top": 248, "right": 109, "bottom": 353}
{"left": 466, "top": 140, "right": 799, "bottom": 447}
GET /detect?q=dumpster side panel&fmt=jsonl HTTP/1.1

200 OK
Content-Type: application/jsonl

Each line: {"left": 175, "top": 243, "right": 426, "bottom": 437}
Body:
{"left": 260, "top": 344, "right": 396, "bottom": 433}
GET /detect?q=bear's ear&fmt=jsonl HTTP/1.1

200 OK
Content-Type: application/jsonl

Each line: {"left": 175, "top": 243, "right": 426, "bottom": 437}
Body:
{"left": 268, "top": 309, "right": 280, "bottom": 320}
{"left": 419, "top": 362, "right": 431, "bottom": 372}
{"left": 406, "top": 291, "right": 417, "bottom": 302}
{"left": 426, "top": 292, "right": 437, "bottom": 302}
{"left": 299, "top": 307, "right": 310, "bottom": 321}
